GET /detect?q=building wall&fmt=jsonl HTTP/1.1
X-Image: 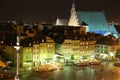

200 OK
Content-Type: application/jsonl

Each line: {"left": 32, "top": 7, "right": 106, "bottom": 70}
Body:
{"left": 57, "top": 39, "right": 96, "bottom": 62}
{"left": 21, "top": 36, "right": 55, "bottom": 68}
{"left": 40, "top": 42, "right": 55, "bottom": 64}
{"left": 33, "top": 44, "right": 40, "bottom": 67}
{"left": 22, "top": 47, "right": 33, "bottom": 67}
{"left": 62, "top": 39, "right": 73, "bottom": 61}
{"left": 95, "top": 44, "right": 119, "bottom": 60}
{"left": 79, "top": 40, "right": 96, "bottom": 60}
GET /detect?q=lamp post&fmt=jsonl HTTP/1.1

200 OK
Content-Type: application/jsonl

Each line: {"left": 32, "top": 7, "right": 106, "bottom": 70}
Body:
{"left": 14, "top": 36, "right": 21, "bottom": 80}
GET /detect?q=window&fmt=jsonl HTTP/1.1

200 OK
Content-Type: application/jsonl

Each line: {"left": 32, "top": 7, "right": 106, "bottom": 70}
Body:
{"left": 26, "top": 49, "right": 28, "bottom": 52}
{"left": 86, "top": 46, "right": 88, "bottom": 48}
{"left": 86, "top": 42, "right": 88, "bottom": 45}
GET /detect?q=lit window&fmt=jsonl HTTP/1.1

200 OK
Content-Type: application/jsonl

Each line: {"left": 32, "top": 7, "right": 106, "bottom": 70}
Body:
{"left": 51, "top": 45, "right": 53, "bottom": 47}
{"left": 42, "top": 39, "right": 44, "bottom": 42}
{"left": 37, "top": 56, "right": 39, "bottom": 59}
{"left": 86, "top": 46, "right": 88, "bottom": 48}
{"left": 83, "top": 42, "right": 84, "bottom": 45}
{"left": 80, "top": 43, "right": 82, "bottom": 45}
{"left": 29, "top": 43, "right": 31, "bottom": 46}
{"left": 26, "top": 49, "right": 28, "bottom": 52}
{"left": 86, "top": 42, "right": 88, "bottom": 45}
{"left": 26, "top": 56, "right": 28, "bottom": 59}
{"left": 29, "top": 49, "right": 31, "bottom": 52}
{"left": 48, "top": 45, "right": 50, "bottom": 47}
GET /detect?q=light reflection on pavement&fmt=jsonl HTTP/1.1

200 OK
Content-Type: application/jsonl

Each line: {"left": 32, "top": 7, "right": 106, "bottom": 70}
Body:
{"left": 21, "top": 61, "right": 120, "bottom": 80}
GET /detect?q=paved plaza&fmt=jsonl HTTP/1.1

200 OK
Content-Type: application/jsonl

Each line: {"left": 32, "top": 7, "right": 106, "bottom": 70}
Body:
{"left": 2, "top": 61, "right": 120, "bottom": 80}
{"left": 20, "top": 61, "right": 120, "bottom": 80}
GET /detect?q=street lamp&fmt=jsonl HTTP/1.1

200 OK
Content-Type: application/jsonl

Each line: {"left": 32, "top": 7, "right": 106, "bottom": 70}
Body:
{"left": 14, "top": 36, "right": 21, "bottom": 80}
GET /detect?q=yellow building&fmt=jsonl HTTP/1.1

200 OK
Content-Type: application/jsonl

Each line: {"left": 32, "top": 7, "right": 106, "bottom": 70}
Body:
{"left": 22, "top": 47, "right": 33, "bottom": 68}
{"left": 39, "top": 36, "right": 55, "bottom": 64}
{"left": 22, "top": 36, "right": 55, "bottom": 68}
{"left": 56, "top": 37, "right": 96, "bottom": 62}
{"left": 32, "top": 44, "right": 40, "bottom": 67}
{"left": 62, "top": 39, "right": 73, "bottom": 60}
{"left": 79, "top": 40, "right": 96, "bottom": 59}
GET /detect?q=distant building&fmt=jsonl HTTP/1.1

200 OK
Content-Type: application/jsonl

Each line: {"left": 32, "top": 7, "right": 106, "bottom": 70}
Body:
{"left": 56, "top": 35, "right": 96, "bottom": 62}
{"left": 25, "top": 28, "right": 36, "bottom": 37}
{"left": 108, "top": 21, "right": 119, "bottom": 38}
{"left": 68, "top": 2, "right": 118, "bottom": 36}
{"left": 39, "top": 36, "right": 55, "bottom": 65}
{"left": 95, "top": 35, "right": 120, "bottom": 60}
{"left": 55, "top": 16, "right": 69, "bottom": 26}
{"left": 113, "top": 22, "right": 120, "bottom": 37}
{"left": 0, "top": 22, "right": 16, "bottom": 45}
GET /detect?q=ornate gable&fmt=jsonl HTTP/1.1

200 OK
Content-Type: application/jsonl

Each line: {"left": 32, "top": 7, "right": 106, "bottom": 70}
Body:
{"left": 68, "top": 2, "right": 79, "bottom": 26}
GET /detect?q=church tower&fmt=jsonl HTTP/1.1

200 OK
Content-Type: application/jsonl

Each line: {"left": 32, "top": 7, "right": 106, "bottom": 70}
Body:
{"left": 68, "top": 1, "right": 79, "bottom": 26}
{"left": 55, "top": 15, "right": 62, "bottom": 25}
{"left": 68, "top": 1, "right": 118, "bottom": 36}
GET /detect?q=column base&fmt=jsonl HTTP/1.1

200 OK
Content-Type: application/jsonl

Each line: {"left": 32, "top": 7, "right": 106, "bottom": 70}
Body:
{"left": 14, "top": 75, "right": 21, "bottom": 80}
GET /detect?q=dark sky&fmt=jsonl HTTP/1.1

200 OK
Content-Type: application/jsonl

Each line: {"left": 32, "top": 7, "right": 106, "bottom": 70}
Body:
{"left": 0, "top": 0, "right": 120, "bottom": 23}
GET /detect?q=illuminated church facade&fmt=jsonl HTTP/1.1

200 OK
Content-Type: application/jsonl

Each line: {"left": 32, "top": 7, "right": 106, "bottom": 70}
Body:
{"left": 56, "top": 2, "right": 118, "bottom": 37}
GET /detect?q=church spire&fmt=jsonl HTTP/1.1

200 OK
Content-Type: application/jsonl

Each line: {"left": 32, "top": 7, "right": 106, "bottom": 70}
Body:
{"left": 72, "top": 0, "right": 75, "bottom": 8}
{"left": 68, "top": 0, "right": 79, "bottom": 26}
{"left": 57, "top": 14, "right": 60, "bottom": 20}
{"left": 55, "top": 14, "right": 61, "bottom": 25}
{"left": 71, "top": 0, "right": 76, "bottom": 13}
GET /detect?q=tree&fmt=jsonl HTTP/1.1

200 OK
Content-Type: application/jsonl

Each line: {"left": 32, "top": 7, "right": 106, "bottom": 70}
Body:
{"left": 71, "top": 55, "right": 74, "bottom": 60}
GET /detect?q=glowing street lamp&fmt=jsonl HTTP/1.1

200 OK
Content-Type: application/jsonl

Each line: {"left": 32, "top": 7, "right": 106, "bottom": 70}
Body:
{"left": 14, "top": 36, "right": 21, "bottom": 80}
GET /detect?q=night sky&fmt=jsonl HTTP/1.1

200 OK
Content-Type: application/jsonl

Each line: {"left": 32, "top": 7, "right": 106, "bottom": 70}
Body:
{"left": 0, "top": 0, "right": 120, "bottom": 23}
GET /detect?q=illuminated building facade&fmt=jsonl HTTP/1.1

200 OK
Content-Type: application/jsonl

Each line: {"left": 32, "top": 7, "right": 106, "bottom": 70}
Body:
{"left": 56, "top": 32, "right": 96, "bottom": 62}
{"left": 22, "top": 47, "right": 33, "bottom": 68}
{"left": 95, "top": 36, "right": 120, "bottom": 60}
{"left": 68, "top": 2, "right": 118, "bottom": 36}
{"left": 21, "top": 36, "right": 55, "bottom": 68}
{"left": 39, "top": 36, "right": 55, "bottom": 64}
{"left": 79, "top": 40, "right": 96, "bottom": 60}
{"left": 33, "top": 44, "right": 40, "bottom": 67}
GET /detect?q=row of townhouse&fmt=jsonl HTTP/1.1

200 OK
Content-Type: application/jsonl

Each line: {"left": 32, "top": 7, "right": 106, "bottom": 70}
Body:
{"left": 1, "top": 35, "right": 120, "bottom": 69}
{"left": 21, "top": 36, "right": 120, "bottom": 68}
